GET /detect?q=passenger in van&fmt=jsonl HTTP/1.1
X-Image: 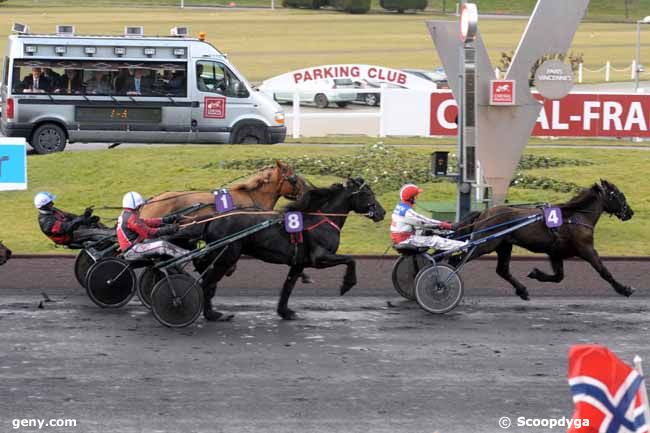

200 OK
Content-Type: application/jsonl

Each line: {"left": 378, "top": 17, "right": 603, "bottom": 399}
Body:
{"left": 126, "top": 69, "right": 153, "bottom": 96}
{"left": 196, "top": 64, "right": 210, "bottom": 93}
{"left": 55, "top": 69, "right": 84, "bottom": 94}
{"left": 86, "top": 71, "right": 112, "bottom": 95}
{"left": 42, "top": 68, "right": 62, "bottom": 88}
{"left": 114, "top": 69, "right": 131, "bottom": 95}
{"left": 166, "top": 70, "right": 186, "bottom": 96}
{"left": 19, "top": 67, "right": 51, "bottom": 93}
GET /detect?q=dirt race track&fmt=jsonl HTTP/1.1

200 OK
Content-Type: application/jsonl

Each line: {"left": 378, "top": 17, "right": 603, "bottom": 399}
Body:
{"left": 0, "top": 256, "right": 649, "bottom": 433}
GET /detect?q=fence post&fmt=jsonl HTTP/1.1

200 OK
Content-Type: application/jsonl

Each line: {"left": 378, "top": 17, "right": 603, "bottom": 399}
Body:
{"left": 378, "top": 84, "right": 386, "bottom": 138}
{"left": 632, "top": 59, "right": 637, "bottom": 80}
{"left": 292, "top": 91, "right": 300, "bottom": 139}
{"left": 605, "top": 61, "right": 611, "bottom": 82}
{"left": 578, "top": 63, "right": 583, "bottom": 83}
{"left": 271, "top": 0, "right": 275, "bottom": 10}
{"left": 180, "top": 0, "right": 184, "bottom": 8}
{"left": 494, "top": 67, "right": 499, "bottom": 79}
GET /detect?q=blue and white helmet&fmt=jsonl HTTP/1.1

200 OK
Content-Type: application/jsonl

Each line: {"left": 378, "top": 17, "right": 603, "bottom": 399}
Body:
{"left": 122, "top": 191, "right": 145, "bottom": 210}
{"left": 34, "top": 191, "right": 56, "bottom": 209}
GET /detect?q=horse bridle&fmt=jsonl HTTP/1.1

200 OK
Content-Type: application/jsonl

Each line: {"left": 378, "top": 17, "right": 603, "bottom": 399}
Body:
{"left": 276, "top": 171, "right": 301, "bottom": 200}
{"left": 349, "top": 180, "right": 377, "bottom": 218}
{"left": 599, "top": 184, "right": 629, "bottom": 219}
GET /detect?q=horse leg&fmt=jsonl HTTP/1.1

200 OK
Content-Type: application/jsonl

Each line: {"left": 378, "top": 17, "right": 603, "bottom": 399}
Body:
{"left": 277, "top": 266, "right": 304, "bottom": 320}
{"left": 495, "top": 243, "right": 530, "bottom": 300}
{"left": 313, "top": 253, "right": 356, "bottom": 295}
{"left": 576, "top": 245, "right": 634, "bottom": 297}
{"left": 528, "top": 255, "right": 565, "bottom": 283}
{"left": 200, "top": 264, "right": 235, "bottom": 322}
{"left": 300, "top": 272, "right": 314, "bottom": 284}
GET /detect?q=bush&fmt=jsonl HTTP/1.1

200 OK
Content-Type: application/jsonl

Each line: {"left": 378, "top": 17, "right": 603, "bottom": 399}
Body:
{"left": 380, "top": 0, "right": 427, "bottom": 12}
{"left": 327, "top": 0, "right": 371, "bottom": 13}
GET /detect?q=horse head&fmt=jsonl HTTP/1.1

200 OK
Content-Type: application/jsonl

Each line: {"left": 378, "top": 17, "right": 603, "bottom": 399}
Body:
{"left": 599, "top": 179, "right": 634, "bottom": 221}
{"left": 346, "top": 177, "right": 385, "bottom": 222}
{"left": 272, "top": 160, "right": 309, "bottom": 201}
{"left": 0, "top": 241, "right": 12, "bottom": 266}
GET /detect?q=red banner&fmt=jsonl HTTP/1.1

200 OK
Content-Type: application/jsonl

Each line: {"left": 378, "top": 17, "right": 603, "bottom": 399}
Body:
{"left": 430, "top": 91, "right": 650, "bottom": 137}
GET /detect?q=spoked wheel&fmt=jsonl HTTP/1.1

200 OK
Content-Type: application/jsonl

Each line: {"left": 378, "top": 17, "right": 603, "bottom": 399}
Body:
{"left": 391, "top": 254, "right": 431, "bottom": 300}
{"left": 414, "top": 264, "right": 464, "bottom": 314}
{"left": 151, "top": 274, "right": 203, "bottom": 328}
{"left": 74, "top": 249, "right": 97, "bottom": 289}
{"left": 85, "top": 258, "right": 136, "bottom": 308}
{"left": 137, "top": 267, "right": 165, "bottom": 310}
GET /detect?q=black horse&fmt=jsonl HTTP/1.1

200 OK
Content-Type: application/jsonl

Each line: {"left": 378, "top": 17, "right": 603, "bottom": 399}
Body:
{"left": 452, "top": 179, "right": 634, "bottom": 300}
{"left": 185, "top": 178, "right": 386, "bottom": 321}
{"left": 0, "top": 241, "right": 11, "bottom": 266}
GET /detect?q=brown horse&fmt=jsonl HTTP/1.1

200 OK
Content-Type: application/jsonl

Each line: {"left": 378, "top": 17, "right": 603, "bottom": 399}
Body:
{"left": 0, "top": 241, "right": 12, "bottom": 266}
{"left": 452, "top": 180, "right": 635, "bottom": 300}
{"left": 140, "top": 160, "right": 308, "bottom": 219}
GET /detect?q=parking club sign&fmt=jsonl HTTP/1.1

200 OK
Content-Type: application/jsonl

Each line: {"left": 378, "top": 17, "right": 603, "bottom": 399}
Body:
{"left": 489, "top": 79, "right": 516, "bottom": 105}
{"left": 0, "top": 137, "right": 27, "bottom": 191}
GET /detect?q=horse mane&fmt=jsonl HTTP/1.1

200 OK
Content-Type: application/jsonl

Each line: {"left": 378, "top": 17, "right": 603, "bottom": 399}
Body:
{"left": 559, "top": 183, "right": 601, "bottom": 210}
{"left": 229, "top": 167, "right": 273, "bottom": 192}
{"left": 284, "top": 183, "right": 345, "bottom": 212}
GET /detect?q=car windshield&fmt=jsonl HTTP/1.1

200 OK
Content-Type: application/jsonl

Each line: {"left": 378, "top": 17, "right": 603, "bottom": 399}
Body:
{"left": 334, "top": 79, "right": 354, "bottom": 86}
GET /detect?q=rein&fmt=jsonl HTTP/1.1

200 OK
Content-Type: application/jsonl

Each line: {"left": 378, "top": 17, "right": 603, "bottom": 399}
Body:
{"left": 179, "top": 210, "right": 372, "bottom": 229}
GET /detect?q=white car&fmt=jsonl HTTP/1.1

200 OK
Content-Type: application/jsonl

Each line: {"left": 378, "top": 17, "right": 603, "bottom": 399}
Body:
{"left": 272, "top": 78, "right": 357, "bottom": 108}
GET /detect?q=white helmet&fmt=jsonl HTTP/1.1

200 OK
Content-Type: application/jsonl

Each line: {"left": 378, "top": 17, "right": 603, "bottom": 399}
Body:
{"left": 34, "top": 192, "right": 56, "bottom": 209}
{"left": 122, "top": 191, "right": 145, "bottom": 210}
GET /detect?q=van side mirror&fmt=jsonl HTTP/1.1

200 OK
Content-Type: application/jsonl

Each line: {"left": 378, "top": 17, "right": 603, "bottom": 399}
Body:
{"left": 235, "top": 82, "right": 248, "bottom": 98}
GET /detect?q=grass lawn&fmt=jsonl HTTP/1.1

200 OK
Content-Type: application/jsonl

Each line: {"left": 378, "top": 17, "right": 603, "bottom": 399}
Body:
{"left": 0, "top": 144, "right": 646, "bottom": 256}
{"left": 0, "top": 5, "right": 648, "bottom": 82}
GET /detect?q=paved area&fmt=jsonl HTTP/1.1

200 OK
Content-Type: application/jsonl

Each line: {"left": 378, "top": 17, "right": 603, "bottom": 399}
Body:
{"left": 1, "top": 291, "right": 649, "bottom": 433}
{"left": 1, "top": 257, "right": 649, "bottom": 432}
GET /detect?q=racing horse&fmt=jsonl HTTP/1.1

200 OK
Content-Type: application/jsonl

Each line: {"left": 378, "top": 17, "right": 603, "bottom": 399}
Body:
{"left": 452, "top": 179, "right": 634, "bottom": 300}
{"left": 140, "top": 160, "right": 308, "bottom": 220}
{"left": 183, "top": 178, "right": 385, "bottom": 321}
{"left": 0, "top": 241, "right": 11, "bottom": 266}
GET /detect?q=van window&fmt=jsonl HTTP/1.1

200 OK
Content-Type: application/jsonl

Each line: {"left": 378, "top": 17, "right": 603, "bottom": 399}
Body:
{"left": 2, "top": 57, "right": 8, "bottom": 86}
{"left": 10, "top": 59, "right": 187, "bottom": 97}
{"left": 196, "top": 60, "right": 248, "bottom": 98}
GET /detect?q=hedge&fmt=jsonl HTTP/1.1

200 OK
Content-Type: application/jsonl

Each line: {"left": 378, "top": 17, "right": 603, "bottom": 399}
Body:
{"left": 379, "top": 0, "right": 427, "bottom": 12}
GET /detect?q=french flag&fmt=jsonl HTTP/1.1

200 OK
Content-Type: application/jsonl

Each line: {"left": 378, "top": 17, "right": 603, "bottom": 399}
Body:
{"left": 568, "top": 345, "right": 650, "bottom": 433}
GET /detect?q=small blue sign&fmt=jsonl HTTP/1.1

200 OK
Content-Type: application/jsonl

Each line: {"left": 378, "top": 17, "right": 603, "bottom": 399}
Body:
{"left": 214, "top": 189, "right": 235, "bottom": 213}
{"left": 544, "top": 207, "right": 563, "bottom": 228}
{"left": 0, "top": 139, "right": 27, "bottom": 191}
{"left": 284, "top": 211, "right": 303, "bottom": 233}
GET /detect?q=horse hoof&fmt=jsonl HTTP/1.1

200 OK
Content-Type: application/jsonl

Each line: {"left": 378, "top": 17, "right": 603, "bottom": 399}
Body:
{"left": 278, "top": 310, "right": 298, "bottom": 320}
{"left": 619, "top": 286, "right": 635, "bottom": 297}
{"left": 340, "top": 284, "right": 354, "bottom": 296}
{"left": 205, "top": 310, "right": 234, "bottom": 322}
{"left": 527, "top": 269, "right": 540, "bottom": 280}
{"left": 517, "top": 290, "right": 530, "bottom": 301}
{"left": 301, "top": 276, "right": 314, "bottom": 284}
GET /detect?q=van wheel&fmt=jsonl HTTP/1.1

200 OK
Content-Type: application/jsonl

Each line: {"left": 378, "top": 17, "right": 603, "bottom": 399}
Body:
{"left": 364, "top": 93, "right": 379, "bottom": 106}
{"left": 233, "top": 125, "right": 265, "bottom": 144}
{"left": 314, "top": 93, "right": 329, "bottom": 109}
{"left": 30, "top": 124, "right": 67, "bottom": 154}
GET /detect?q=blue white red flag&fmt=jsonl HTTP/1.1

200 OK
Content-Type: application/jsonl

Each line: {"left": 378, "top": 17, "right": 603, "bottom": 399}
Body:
{"left": 568, "top": 345, "right": 650, "bottom": 433}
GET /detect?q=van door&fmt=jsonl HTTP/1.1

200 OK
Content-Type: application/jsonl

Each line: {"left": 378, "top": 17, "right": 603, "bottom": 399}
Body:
{"left": 190, "top": 59, "right": 255, "bottom": 143}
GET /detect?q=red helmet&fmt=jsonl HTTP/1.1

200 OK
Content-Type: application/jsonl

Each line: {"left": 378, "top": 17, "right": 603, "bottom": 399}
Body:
{"left": 400, "top": 184, "right": 423, "bottom": 202}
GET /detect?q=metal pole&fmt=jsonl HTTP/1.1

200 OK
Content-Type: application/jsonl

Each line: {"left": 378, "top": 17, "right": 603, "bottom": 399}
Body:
{"left": 634, "top": 21, "right": 641, "bottom": 93}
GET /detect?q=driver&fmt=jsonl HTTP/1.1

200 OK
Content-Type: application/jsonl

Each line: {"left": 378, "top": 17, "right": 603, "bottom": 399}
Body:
{"left": 117, "top": 191, "right": 188, "bottom": 260}
{"left": 390, "top": 184, "right": 468, "bottom": 251}
{"left": 34, "top": 192, "right": 113, "bottom": 246}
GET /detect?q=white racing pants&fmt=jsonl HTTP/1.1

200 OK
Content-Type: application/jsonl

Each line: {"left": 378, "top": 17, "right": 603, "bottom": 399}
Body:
{"left": 123, "top": 240, "right": 189, "bottom": 261}
{"left": 400, "top": 235, "right": 468, "bottom": 252}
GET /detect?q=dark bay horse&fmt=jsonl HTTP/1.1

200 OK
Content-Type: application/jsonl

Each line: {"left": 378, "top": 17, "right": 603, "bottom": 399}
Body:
{"left": 0, "top": 241, "right": 11, "bottom": 266}
{"left": 452, "top": 180, "right": 634, "bottom": 300}
{"left": 182, "top": 178, "right": 386, "bottom": 321}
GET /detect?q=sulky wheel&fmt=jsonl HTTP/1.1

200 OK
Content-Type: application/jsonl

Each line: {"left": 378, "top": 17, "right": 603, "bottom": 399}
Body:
{"left": 74, "top": 249, "right": 97, "bottom": 289}
{"left": 85, "top": 258, "right": 136, "bottom": 308}
{"left": 137, "top": 267, "right": 165, "bottom": 310}
{"left": 391, "top": 254, "right": 431, "bottom": 300}
{"left": 151, "top": 274, "right": 203, "bottom": 328}
{"left": 414, "top": 264, "right": 464, "bottom": 314}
